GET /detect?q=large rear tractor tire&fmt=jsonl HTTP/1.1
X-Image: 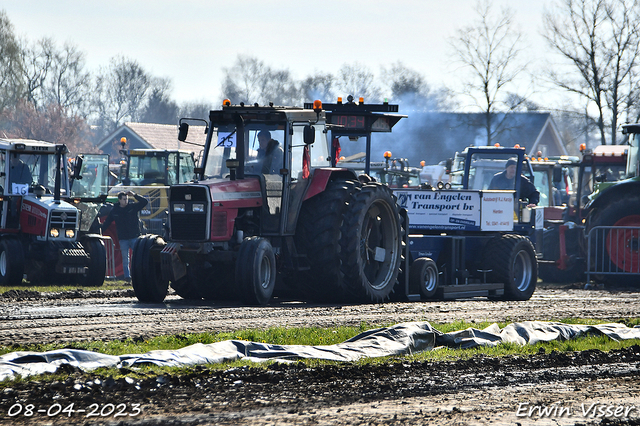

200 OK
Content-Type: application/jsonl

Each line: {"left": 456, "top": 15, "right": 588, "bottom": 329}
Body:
{"left": 236, "top": 237, "right": 276, "bottom": 305}
{"left": 78, "top": 238, "right": 106, "bottom": 287}
{"left": 131, "top": 235, "right": 169, "bottom": 302}
{"left": 410, "top": 257, "right": 439, "bottom": 300}
{"left": 588, "top": 195, "right": 640, "bottom": 287}
{"left": 484, "top": 234, "right": 537, "bottom": 301}
{"left": 294, "top": 179, "right": 359, "bottom": 302}
{"left": 0, "top": 238, "right": 24, "bottom": 286}
{"left": 340, "top": 183, "right": 403, "bottom": 302}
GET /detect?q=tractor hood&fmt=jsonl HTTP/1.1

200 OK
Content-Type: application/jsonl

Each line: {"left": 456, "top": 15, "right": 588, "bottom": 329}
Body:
{"left": 201, "top": 176, "right": 263, "bottom": 207}
{"left": 20, "top": 195, "right": 78, "bottom": 240}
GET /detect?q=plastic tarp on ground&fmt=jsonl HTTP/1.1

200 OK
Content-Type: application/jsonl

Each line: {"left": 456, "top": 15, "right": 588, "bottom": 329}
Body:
{"left": 2, "top": 320, "right": 640, "bottom": 381}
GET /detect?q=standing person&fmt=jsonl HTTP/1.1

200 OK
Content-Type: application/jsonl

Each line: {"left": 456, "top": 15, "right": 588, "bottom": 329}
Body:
{"left": 488, "top": 158, "right": 540, "bottom": 206}
{"left": 101, "top": 191, "right": 148, "bottom": 282}
{"left": 257, "top": 130, "right": 284, "bottom": 174}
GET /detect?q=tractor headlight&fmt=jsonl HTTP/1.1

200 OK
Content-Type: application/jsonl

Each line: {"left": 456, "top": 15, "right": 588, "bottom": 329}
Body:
{"left": 65, "top": 229, "right": 75, "bottom": 239}
{"left": 173, "top": 203, "right": 185, "bottom": 212}
{"left": 192, "top": 203, "right": 205, "bottom": 213}
{"left": 50, "top": 228, "right": 60, "bottom": 238}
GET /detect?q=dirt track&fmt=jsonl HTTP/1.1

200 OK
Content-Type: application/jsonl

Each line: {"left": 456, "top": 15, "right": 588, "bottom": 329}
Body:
{"left": 1, "top": 283, "right": 640, "bottom": 425}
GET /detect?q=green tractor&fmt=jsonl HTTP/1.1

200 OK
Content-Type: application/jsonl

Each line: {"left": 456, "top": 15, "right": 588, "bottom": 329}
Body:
{"left": 584, "top": 124, "right": 640, "bottom": 285}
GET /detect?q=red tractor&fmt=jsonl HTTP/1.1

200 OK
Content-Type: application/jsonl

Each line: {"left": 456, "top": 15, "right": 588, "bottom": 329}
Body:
{"left": 130, "top": 99, "right": 406, "bottom": 304}
{"left": 0, "top": 139, "right": 108, "bottom": 286}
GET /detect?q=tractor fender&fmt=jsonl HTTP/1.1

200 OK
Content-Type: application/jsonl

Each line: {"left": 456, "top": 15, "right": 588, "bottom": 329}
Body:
{"left": 304, "top": 169, "right": 358, "bottom": 201}
{"left": 587, "top": 178, "right": 640, "bottom": 214}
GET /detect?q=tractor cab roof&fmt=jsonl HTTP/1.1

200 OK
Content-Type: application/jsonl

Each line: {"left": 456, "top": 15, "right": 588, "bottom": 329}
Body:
{"left": 0, "top": 138, "right": 66, "bottom": 153}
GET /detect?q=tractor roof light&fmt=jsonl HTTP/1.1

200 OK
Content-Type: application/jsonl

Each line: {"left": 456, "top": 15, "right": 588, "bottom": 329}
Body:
{"left": 359, "top": 97, "right": 364, "bottom": 104}
{"left": 514, "top": 144, "right": 521, "bottom": 149}
{"left": 494, "top": 143, "right": 500, "bottom": 147}
{"left": 337, "top": 97, "right": 343, "bottom": 104}
{"left": 223, "top": 99, "right": 231, "bottom": 106}
{"left": 580, "top": 143, "right": 587, "bottom": 152}
{"left": 313, "top": 99, "right": 323, "bottom": 112}
{"left": 384, "top": 151, "right": 392, "bottom": 159}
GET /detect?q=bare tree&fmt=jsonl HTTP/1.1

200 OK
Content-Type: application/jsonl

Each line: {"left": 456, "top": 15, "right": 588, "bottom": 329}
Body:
{"left": 299, "top": 72, "right": 335, "bottom": 104}
{"left": 543, "top": 0, "right": 640, "bottom": 145}
{"left": 335, "top": 63, "right": 381, "bottom": 102}
{"left": 179, "top": 101, "right": 214, "bottom": 121}
{"left": 380, "top": 62, "right": 453, "bottom": 111}
{"left": 1, "top": 99, "right": 94, "bottom": 154}
{"left": 449, "top": 0, "right": 528, "bottom": 146}
{"left": 0, "top": 10, "right": 23, "bottom": 111}
{"left": 18, "top": 36, "right": 54, "bottom": 109}
{"left": 221, "top": 55, "right": 298, "bottom": 106}
{"left": 92, "top": 56, "right": 152, "bottom": 134}
{"left": 45, "top": 42, "right": 92, "bottom": 117}
{"left": 139, "top": 78, "right": 178, "bottom": 124}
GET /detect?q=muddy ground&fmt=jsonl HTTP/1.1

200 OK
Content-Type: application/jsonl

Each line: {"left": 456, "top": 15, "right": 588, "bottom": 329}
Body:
{"left": 1, "top": 283, "right": 640, "bottom": 425}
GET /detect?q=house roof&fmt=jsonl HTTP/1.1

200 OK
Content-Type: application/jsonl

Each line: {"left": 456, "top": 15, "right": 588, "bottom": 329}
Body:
{"left": 97, "top": 122, "right": 207, "bottom": 159}
{"left": 342, "top": 112, "right": 568, "bottom": 167}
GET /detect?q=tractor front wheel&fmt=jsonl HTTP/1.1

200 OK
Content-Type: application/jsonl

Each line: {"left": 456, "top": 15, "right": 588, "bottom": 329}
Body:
{"left": 484, "top": 234, "right": 537, "bottom": 301}
{"left": 236, "top": 237, "right": 276, "bottom": 305}
{"left": 0, "top": 238, "right": 24, "bottom": 286}
{"left": 78, "top": 238, "right": 106, "bottom": 287}
{"left": 131, "top": 235, "right": 169, "bottom": 302}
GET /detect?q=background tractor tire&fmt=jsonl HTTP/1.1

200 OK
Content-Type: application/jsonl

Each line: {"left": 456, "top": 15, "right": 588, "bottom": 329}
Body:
{"left": 587, "top": 195, "right": 640, "bottom": 286}
{"left": 538, "top": 262, "right": 585, "bottom": 283}
{"left": 410, "top": 257, "right": 439, "bottom": 300}
{"left": 131, "top": 235, "right": 169, "bottom": 303}
{"left": 340, "top": 183, "right": 403, "bottom": 302}
{"left": 484, "top": 234, "right": 537, "bottom": 301}
{"left": 78, "top": 238, "right": 106, "bottom": 287}
{"left": 0, "top": 238, "right": 24, "bottom": 286}
{"left": 171, "top": 267, "right": 203, "bottom": 300}
{"left": 294, "top": 179, "right": 359, "bottom": 302}
{"left": 236, "top": 237, "right": 276, "bottom": 306}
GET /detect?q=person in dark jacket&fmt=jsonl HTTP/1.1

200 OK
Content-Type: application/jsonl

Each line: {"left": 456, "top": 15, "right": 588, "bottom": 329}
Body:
{"left": 101, "top": 191, "right": 148, "bottom": 281}
{"left": 488, "top": 158, "right": 540, "bottom": 206}
{"left": 257, "top": 130, "right": 284, "bottom": 174}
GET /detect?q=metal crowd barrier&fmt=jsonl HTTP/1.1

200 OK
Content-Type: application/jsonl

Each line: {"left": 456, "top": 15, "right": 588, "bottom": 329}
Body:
{"left": 586, "top": 225, "right": 640, "bottom": 283}
{"left": 103, "top": 236, "right": 117, "bottom": 280}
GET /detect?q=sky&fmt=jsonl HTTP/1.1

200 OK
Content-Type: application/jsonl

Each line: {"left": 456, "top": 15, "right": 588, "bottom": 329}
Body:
{"left": 3, "top": 0, "right": 555, "bottom": 106}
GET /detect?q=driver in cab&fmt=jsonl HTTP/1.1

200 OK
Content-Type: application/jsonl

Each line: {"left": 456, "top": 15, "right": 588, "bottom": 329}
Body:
{"left": 9, "top": 154, "right": 33, "bottom": 193}
{"left": 256, "top": 130, "right": 284, "bottom": 175}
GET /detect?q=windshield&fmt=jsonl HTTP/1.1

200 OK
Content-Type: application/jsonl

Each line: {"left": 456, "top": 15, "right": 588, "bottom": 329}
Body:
{"left": 7, "top": 152, "right": 67, "bottom": 196}
{"left": 203, "top": 124, "right": 330, "bottom": 179}
{"left": 128, "top": 155, "right": 168, "bottom": 185}
{"left": 203, "top": 126, "right": 285, "bottom": 178}
{"left": 533, "top": 170, "right": 551, "bottom": 207}
{"left": 70, "top": 154, "right": 110, "bottom": 198}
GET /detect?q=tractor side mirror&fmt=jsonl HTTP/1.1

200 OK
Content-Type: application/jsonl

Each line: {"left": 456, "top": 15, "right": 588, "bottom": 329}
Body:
{"left": 303, "top": 125, "right": 315, "bottom": 145}
{"left": 178, "top": 123, "right": 189, "bottom": 142}
{"left": 552, "top": 165, "right": 563, "bottom": 183}
{"left": 72, "top": 156, "right": 84, "bottom": 180}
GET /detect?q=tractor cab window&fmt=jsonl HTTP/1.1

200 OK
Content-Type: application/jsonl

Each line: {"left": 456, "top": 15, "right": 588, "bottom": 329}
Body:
{"left": 468, "top": 153, "right": 522, "bottom": 191}
{"left": 204, "top": 126, "right": 285, "bottom": 178}
{"left": 178, "top": 153, "right": 195, "bottom": 183}
{"left": 128, "top": 155, "right": 167, "bottom": 185}
{"left": 8, "top": 152, "right": 61, "bottom": 195}
{"left": 533, "top": 170, "right": 551, "bottom": 207}
{"left": 290, "top": 125, "right": 330, "bottom": 179}
{"left": 70, "top": 154, "right": 110, "bottom": 198}
{"left": 167, "top": 153, "right": 178, "bottom": 185}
